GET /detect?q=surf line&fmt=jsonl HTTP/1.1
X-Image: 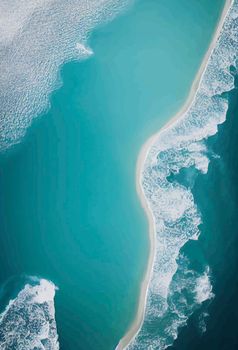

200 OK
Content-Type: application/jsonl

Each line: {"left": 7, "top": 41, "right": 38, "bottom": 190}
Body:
{"left": 116, "top": 0, "right": 234, "bottom": 348}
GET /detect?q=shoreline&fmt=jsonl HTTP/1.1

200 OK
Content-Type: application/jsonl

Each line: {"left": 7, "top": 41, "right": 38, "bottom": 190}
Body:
{"left": 116, "top": 0, "right": 233, "bottom": 349}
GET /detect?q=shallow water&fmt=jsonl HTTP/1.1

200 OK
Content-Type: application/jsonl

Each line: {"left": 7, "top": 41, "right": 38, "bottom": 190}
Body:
{"left": 128, "top": 1, "right": 238, "bottom": 349}
{"left": 0, "top": 0, "right": 225, "bottom": 349}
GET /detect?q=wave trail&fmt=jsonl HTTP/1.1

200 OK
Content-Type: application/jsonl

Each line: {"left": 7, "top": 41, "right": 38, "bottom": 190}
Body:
{"left": 127, "top": 0, "right": 238, "bottom": 349}
{"left": 0, "top": 0, "right": 132, "bottom": 151}
{"left": 0, "top": 277, "right": 59, "bottom": 350}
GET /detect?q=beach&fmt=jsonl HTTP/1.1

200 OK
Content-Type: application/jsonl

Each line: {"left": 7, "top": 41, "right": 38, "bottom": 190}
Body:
{"left": 0, "top": 0, "right": 227, "bottom": 349}
{"left": 116, "top": 0, "right": 234, "bottom": 348}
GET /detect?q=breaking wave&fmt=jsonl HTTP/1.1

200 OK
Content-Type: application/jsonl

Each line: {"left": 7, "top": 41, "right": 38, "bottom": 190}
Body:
{"left": 0, "top": 277, "right": 58, "bottom": 350}
{"left": 0, "top": 0, "right": 131, "bottom": 151}
{"left": 127, "top": 0, "right": 238, "bottom": 348}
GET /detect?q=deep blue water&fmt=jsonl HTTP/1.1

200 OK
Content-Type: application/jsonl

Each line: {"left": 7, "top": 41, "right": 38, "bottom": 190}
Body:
{"left": 169, "top": 73, "right": 238, "bottom": 350}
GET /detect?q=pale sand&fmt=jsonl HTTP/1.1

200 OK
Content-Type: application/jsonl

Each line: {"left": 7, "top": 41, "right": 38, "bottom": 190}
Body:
{"left": 116, "top": 0, "right": 233, "bottom": 349}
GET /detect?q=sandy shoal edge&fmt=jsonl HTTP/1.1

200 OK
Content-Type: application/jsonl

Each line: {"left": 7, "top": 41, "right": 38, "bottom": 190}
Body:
{"left": 116, "top": 0, "right": 233, "bottom": 349}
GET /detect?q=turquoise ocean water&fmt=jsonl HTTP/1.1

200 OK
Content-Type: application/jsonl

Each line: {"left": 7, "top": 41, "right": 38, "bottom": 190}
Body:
{"left": 127, "top": 1, "right": 238, "bottom": 349}
{"left": 0, "top": 0, "right": 226, "bottom": 349}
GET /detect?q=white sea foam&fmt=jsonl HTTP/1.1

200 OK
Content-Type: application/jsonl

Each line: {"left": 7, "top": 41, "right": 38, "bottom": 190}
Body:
{"left": 0, "top": 0, "right": 131, "bottom": 151}
{"left": 195, "top": 268, "right": 214, "bottom": 304}
{"left": 1, "top": 1, "right": 133, "bottom": 348}
{"left": 0, "top": 278, "right": 59, "bottom": 349}
{"left": 128, "top": 1, "right": 238, "bottom": 348}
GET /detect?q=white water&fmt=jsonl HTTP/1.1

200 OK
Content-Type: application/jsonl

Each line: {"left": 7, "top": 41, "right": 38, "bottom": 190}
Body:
{"left": 0, "top": 278, "right": 59, "bottom": 350}
{"left": 127, "top": 0, "right": 238, "bottom": 348}
{"left": 0, "top": 1, "right": 133, "bottom": 348}
{"left": 0, "top": 0, "right": 131, "bottom": 151}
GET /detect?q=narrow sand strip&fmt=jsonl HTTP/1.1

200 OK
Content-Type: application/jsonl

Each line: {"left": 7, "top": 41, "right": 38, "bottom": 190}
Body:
{"left": 116, "top": 0, "right": 233, "bottom": 348}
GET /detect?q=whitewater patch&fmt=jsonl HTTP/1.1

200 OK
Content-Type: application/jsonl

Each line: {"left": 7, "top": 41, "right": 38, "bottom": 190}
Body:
{"left": 0, "top": 277, "right": 59, "bottom": 349}
{"left": 0, "top": 0, "right": 132, "bottom": 151}
{"left": 127, "top": 0, "right": 237, "bottom": 349}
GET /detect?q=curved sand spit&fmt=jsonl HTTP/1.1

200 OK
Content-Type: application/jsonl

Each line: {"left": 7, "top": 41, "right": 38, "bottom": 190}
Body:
{"left": 116, "top": 0, "right": 233, "bottom": 348}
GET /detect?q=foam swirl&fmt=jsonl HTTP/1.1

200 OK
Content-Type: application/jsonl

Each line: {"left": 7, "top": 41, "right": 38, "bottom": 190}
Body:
{"left": 127, "top": 1, "right": 237, "bottom": 348}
